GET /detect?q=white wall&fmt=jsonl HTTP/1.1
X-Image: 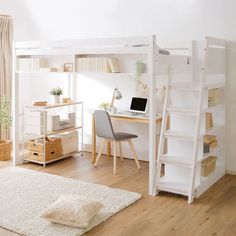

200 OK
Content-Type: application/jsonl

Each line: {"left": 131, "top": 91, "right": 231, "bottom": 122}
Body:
{"left": 1, "top": 0, "right": 236, "bottom": 41}
{"left": 226, "top": 42, "right": 236, "bottom": 173}
{"left": 1, "top": 0, "right": 236, "bottom": 169}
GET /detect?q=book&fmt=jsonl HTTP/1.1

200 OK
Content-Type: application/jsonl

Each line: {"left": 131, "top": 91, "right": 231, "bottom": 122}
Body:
{"left": 107, "top": 58, "right": 120, "bottom": 73}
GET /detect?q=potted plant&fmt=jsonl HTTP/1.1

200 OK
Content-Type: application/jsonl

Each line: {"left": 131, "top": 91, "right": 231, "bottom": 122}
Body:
{"left": 50, "top": 87, "right": 63, "bottom": 104}
{"left": 99, "top": 102, "right": 110, "bottom": 111}
{"left": 135, "top": 60, "right": 147, "bottom": 90}
{"left": 0, "top": 97, "right": 12, "bottom": 161}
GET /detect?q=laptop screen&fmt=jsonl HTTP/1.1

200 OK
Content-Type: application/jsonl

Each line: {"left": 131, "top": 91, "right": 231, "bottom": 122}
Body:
{"left": 130, "top": 97, "right": 148, "bottom": 113}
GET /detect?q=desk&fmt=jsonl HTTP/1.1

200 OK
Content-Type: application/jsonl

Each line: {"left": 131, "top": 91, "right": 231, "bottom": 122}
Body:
{"left": 91, "top": 113, "right": 162, "bottom": 163}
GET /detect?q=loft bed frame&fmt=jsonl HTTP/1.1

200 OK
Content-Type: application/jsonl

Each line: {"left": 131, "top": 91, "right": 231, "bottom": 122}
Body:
{"left": 13, "top": 35, "right": 219, "bottom": 198}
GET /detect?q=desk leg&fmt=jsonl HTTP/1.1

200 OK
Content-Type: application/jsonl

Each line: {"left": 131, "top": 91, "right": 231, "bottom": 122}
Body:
{"left": 92, "top": 113, "right": 96, "bottom": 163}
{"left": 107, "top": 141, "right": 111, "bottom": 159}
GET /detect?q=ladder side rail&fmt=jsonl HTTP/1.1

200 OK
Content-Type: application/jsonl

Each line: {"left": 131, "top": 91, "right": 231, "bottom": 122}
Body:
{"left": 153, "top": 63, "right": 173, "bottom": 195}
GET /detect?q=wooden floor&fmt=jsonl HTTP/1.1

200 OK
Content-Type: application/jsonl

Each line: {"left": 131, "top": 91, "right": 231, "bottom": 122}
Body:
{"left": 1, "top": 153, "right": 236, "bottom": 236}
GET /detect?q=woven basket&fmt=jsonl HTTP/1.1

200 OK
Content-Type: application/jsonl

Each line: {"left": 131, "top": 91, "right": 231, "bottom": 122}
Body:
{"left": 27, "top": 137, "right": 62, "bottom": 162}
{"left": 0, "top": 140, "right": 11, "bottom": 161}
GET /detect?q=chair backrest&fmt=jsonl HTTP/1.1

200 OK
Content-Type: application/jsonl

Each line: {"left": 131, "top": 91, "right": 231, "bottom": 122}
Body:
{"left": 94, "top": 110, "right": 115, "bottom": 140}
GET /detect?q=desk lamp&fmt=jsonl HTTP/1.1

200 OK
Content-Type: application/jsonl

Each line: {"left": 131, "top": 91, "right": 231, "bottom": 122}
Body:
{"left": 109, "top": 88, "right": 122, "bottom": 113}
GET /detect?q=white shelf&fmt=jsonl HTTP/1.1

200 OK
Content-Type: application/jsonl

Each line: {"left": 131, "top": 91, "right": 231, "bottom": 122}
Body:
{"left": 206, "top": 103, "right": 225, "bottom": 112}
{"left": 24, "top": 151, "right": 81, "bottom": 165}
{"left": 164, "top": 130, "right": 196, "bottom": 141}
{"left": 199, "top": 145, "right": 224, "bottom": 162}
{"left": 158, "top": 177, "right": 190, "bottom": 196}
{"left": 166, "top": 107, "right": 197, "bottom": 116}
{"left": 160, "top": 155, "right": 192, "bottom": 168}
{"left": 205, "top": 124, "right": 224, "bottom": 135}
{"left": 47, "top": 126, "right": 83, "bottom": 135}
{"left": 77, "top": 72, "right": 149, "bottom": 78}
{"left": 16, "top": 71, "right": 73, "bottom": 75}
{"left": 25, "top": 101, "right": 83, "bottom": 110}
{"left": 159, "top": 165, "right": 225, "bottom": 198}
{"left": 161, "top": 145, "right": 224, "bottom": 166}
{"left": 24, "top": 126, "right": 83, "bottom": 140}
{"left": 195, "top": 165, "right": 225, "bottom": 198}
{"left": 166, "top": 104, "right": 224, "bottom": 116}
{"left": 17, "top": 71, "right": 148, "bottom": 78}
{"left": 169, "top": 83, "right": 201, "bottom": 91}
{"left": 170, "top": 81, "right": 225, "bottom": 91}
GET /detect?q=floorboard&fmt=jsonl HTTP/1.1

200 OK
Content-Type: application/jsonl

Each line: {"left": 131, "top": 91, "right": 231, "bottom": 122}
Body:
{"left": 0, "top": 153, "right": 236, "bottom": 236}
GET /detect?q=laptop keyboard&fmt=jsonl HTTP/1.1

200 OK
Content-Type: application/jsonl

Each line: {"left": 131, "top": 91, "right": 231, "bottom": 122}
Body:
{"left": 118, "top": 111, "right": 147, "bottom": 117}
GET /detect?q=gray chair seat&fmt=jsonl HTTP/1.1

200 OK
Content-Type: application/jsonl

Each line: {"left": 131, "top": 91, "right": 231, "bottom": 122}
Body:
{"left": 114, "top": 132, "right": 138, "bottom": 141}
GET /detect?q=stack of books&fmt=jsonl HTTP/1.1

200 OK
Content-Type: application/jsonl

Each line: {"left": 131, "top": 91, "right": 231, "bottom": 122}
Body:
{"left": 206, "top": 112, "right": 214, "bottom": 131}
{"left": 208, "top": 89, "right": 220, "bottom": 107}
{"left": 75, "top": 57, "right": 120, "bottom": 73}
{"left": 17, "top": 58, "right": 48, "bottom": 72}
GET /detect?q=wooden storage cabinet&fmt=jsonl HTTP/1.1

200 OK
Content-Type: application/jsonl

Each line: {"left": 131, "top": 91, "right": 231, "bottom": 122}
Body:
{"left": 23, "top": 102, "right": 83, "bottom": 167}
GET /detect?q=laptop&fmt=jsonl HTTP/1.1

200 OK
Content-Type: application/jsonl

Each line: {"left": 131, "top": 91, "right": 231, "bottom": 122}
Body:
{"left": 118, "top": 97, "right": 148, "bottom": 116}
{"left": 129, "top": 97, "right": 148, "bottom": 114}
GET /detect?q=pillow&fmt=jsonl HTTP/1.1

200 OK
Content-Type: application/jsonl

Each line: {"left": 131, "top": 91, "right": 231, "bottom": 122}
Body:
{"left": 41, "top": 195, "right": 103, "bottom": 228}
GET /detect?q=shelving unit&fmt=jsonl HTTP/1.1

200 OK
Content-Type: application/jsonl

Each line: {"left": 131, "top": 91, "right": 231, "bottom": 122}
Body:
{"left": 22, "top": 102, "right": 83, "bottom": 167}
{"left": 154, "top": 37, "right": 226, "bottom": 203}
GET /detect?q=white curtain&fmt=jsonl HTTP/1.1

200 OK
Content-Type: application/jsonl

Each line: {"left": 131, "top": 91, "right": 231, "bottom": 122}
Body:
{"left": 0, "top": 15, "right": 13, "bottom": 139}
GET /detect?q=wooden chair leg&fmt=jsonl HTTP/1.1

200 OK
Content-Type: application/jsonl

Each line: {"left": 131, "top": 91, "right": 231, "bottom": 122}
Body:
{"left": 128, "top": 139, "right": 141, "bottom": 169}
{"left": 113, "top": 140, "right": 117, "bottom": 174}
{"left": 107, "top": 141, "right": 111, "bottom": 159}
{"left": 94, "top": 139, "right": 105, "bottom": 167}
{"left": 118, "top": 142, "right": 123, "bottom": 162}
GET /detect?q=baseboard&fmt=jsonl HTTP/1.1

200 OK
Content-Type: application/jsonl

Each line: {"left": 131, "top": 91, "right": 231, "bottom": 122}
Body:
{"left": 226, "top": 170, "right": 236, "bottom": 175}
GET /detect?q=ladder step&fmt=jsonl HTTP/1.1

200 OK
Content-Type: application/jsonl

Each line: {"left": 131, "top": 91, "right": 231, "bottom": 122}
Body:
{"left": 169, "top": 81, "right": 225, "bottom": 91}
{"left": 163, "top": 130, "right": 195, "bottom": 141}
{"left": 160, "top": 155, "right": 192, "bottom": 167}
{"left": 158, "top": 177, "right": 189, "bottom": 196}
{"left": 166, "top": 107, "right": 197, "bottom": 116}
{"left": 169, "top": 83, "right": 201, "bottom": 91}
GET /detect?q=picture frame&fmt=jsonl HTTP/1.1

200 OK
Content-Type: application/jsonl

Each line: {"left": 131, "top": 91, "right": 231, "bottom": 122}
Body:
{"left": 64, "top": 63, "right": 73, "bottom": 72}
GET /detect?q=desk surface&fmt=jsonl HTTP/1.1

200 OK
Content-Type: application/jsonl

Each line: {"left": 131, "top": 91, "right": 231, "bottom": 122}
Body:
{"left": 109, "top": 112, "right": 162, "bottom": 124}
{"left": 88, "top": 108, "right": 162, "bottom": 121}
{"left": 110, "top": 111, "right": 161, "bottom": 118}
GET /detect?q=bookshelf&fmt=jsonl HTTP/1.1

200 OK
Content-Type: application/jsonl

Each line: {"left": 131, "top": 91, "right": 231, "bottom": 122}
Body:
{"left": 22, "top": 102, "right": 83, "bottom": 167}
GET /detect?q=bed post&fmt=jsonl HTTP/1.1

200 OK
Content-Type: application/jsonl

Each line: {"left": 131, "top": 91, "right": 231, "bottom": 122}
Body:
{"left": 12, "top": 40, "right": 20, "bottom": 165}
{"left": 148, "top": 35, "right": 157, "bottom": 195}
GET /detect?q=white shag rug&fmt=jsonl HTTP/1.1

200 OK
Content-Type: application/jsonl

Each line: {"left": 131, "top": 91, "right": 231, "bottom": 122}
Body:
{"left": 0, "top": 167, "right": 141, "bottom": 236}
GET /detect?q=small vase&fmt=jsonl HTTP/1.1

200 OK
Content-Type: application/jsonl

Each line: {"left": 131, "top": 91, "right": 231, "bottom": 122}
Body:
{"left": 51, "top": 95, "right": 61, "bottom": 104}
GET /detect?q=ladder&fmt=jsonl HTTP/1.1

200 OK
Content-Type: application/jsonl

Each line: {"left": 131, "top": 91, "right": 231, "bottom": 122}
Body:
{"left": 154, "top": 49, "right": 206, "bottom": 204}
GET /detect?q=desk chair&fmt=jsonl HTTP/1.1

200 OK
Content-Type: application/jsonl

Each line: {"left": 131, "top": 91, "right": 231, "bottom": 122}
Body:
{"left": 94, "top": 110, "right": 141, "bottom": 174}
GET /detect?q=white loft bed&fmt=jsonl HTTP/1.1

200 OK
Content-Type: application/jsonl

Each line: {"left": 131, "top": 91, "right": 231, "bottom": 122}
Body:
{"left": 13, "top": 35, "right": 222, "bottom": 198}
